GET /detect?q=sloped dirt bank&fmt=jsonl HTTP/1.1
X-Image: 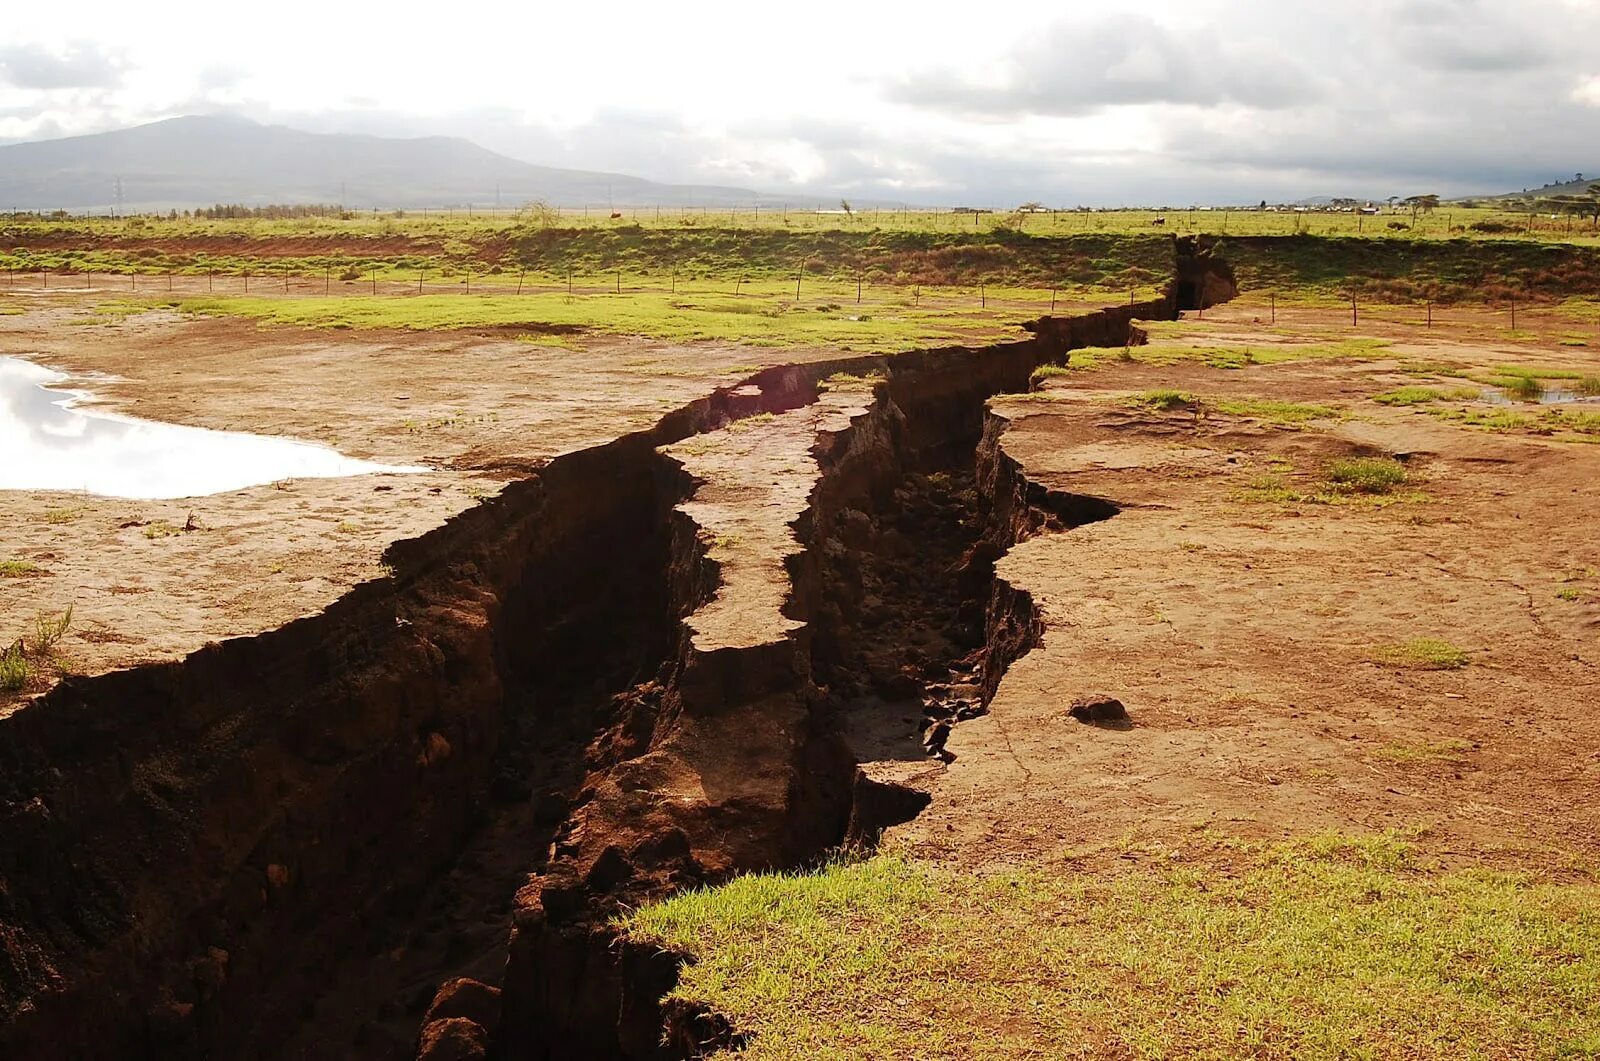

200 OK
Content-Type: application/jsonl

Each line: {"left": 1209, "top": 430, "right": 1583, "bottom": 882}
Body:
{"left": 1, "top": 250, "right": 1225, "bottom": 1060}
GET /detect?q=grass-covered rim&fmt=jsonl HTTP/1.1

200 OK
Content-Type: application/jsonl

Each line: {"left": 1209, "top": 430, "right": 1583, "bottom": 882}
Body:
{"left": 625, "top": 832, "right": 1600, "bottom": 1059}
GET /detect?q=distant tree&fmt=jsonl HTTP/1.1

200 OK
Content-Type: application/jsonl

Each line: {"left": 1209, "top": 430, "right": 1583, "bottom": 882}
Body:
{"left": 1403, "top": 194, "right": 1441, "bottom": 219}
{"left": 517, "top": 199, "right": 561, "bottom": 229}
{"left": 839, "top": 198, "right": 854, "bottom": 217}
{"left": 1017, "top": 201, "right": 1044, "bottom": 212}
{"left": 1541, "top": 186, "right": 1600, "bottom": 228}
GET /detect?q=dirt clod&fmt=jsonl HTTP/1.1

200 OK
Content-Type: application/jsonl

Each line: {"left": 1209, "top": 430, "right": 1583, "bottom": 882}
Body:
{"left": 1068, "top": 695, "right": 1131, "bottom": 726}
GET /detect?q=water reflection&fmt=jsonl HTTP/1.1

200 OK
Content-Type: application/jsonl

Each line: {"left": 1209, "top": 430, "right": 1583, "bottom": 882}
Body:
{"left": 1, "top": 356, "right": 424, "bottom": 500}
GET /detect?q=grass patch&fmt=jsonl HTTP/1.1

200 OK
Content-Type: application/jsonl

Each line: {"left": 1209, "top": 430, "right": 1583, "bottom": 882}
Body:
{"left": 1122, "top": 389, "right": 1194, "bottom": 411}
{"left": 1326, "top": 457, "right": 1409, "bottom": 495}
{"left": 176, "top": 289, "right": 1037, "bottom": 352}
{"left": 818, "top": 371, "right": 886, "bottom": 392}
{"left": 1429, "top": 406, "right": 1600, "bottom": 438}
{"left": 1557, "top": 588, "right": 1583, "bottom": 602}
{"left": 1500, "top": 374, "right": 1545, "bottom": 402}
{"left": 1374, "top": 738, "right": 1474, "bottom": 763}
{"left": 1029, "top": 364, "right": 1071, "bottom": 386}
{"left": 625, "top": 833, "right": 1600, "bottom": 1060}
{"left": 1373, "top": 386, "right": 1480, "bottom": 406}
{"left": 1074, "top": 336, "right": 1392, "bottom": 371}
{"left": 1212, "top": 397, "right": 1343, "bottom": 424}
{"left": 1578, "top": 376, "right": 1600, "bottom": 397}
{"left": 1398, "top": 360, "right": 1471, "bottom": 379}
{"left": 0, "top": 560, "right": 41, "bottom": 577}
{"left": 43, "top": 507, "right": 82, "bottom": 525}
{"left": 1375, "top": 638, "right": 1470, "bottom": 670}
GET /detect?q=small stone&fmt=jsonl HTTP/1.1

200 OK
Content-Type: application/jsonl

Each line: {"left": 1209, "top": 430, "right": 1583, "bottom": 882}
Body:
{"left": 418, "top": 731, "right": 452, "bottom": 767}
{"left": 1068, "top": 695, "right": 1130, "bottom": 725}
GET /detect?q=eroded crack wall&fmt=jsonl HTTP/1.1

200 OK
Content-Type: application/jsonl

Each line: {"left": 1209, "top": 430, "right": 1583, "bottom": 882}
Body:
{"left": 0, "top": 238, "right": 1230, "bottom": 1061}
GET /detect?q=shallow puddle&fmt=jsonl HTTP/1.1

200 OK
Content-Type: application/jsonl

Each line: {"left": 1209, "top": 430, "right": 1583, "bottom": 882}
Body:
{"left": 1483, "top": 385, "right": 1600, "bottom": 406}
{"left": 1, "top": 356, "right": 424, "bottom": 499}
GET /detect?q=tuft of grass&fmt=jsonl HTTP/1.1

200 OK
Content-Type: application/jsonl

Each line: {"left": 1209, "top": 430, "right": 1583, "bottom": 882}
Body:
{"left": 1376, "top": 637, "right": 1470, "bottom": 670}
{"left": 1398, "top": 360, "right": 1470, "bottom": 379}
{"left": 1326, "top": 457, "right": 1409, "bottom": 495}
{"left": 819, "top": 371, "right": 885, "bottom": 392}
{"left": 625, "top": 834, "right": 1600, "bottom": 1060}
{"left": 0, "top": 642, "right": 30, "bottom": 692}
{"left": 32, "top": 606, "right": 73, "bottom": 653}
{"left": 0, "top": 560, "right": 41, "bottom": 577}
{"left": 43, "top": 507, "right": 82, "bottom": 525}
{"left": 1029, "top": 364, "right": 1071, "bottom": 386}
{"left": 1556, "top": 588, "right": 1583, "bottom": 602}
{"left": 1500, "top": 374, "right": 1545, "bottom": 402}
{"left": 142, "top": 521, "right": 182, "bottom": 539}
{"left": 1578, "top": 376, "right": 1600, "bottom": 397}
{"left": 1123, "top": 389, "right": 1194, "bottom": 411}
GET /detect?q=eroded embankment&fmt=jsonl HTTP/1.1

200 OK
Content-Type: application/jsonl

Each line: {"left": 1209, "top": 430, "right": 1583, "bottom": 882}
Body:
{"left": 0, "top": 263, "right": 1217, "bottom": 1059}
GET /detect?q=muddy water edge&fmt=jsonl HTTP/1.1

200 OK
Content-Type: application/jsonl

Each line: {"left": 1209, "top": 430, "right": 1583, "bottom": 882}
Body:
{"left": 0, "top": 245, "right": 1234, "bottom": 1060}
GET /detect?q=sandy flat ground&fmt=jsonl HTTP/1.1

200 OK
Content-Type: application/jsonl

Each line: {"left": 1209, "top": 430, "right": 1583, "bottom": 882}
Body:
{"left": 0, "top": 294, "right": 841, "bottom": 707}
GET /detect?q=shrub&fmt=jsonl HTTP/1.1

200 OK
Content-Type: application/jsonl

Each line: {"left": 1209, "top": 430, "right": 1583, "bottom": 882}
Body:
{"left": 1327, "top": 457, "right": 1408, "bottom": 495}
{"left": 1500, "top": 375, "right": 1544, "bottom": 402}
{"left": 0, "top": 642, "right": 29, "bottom": 692}
{"left": 33, "top": 605, "right": 73, "bottom": 652}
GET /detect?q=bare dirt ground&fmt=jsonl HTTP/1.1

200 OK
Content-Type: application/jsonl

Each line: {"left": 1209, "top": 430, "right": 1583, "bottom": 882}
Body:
{"left": 0, "top": 293, "right": 841, "bottom": 708}
{"left": 895, "top": 301, "right": 1600, "bottom": 872}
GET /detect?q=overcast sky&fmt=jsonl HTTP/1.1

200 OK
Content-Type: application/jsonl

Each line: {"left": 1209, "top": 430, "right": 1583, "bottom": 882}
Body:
{"left": 2, "top": 0, "right": 1598, "bottom": 205}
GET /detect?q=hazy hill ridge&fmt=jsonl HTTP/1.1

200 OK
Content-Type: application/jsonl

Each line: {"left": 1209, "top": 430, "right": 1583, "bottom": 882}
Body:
{"left": 0, "top": 115, "right": 803, "bottom": 212}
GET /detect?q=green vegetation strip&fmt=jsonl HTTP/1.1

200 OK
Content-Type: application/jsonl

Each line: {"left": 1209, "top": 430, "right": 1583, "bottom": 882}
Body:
{"left": 625, "top": 834, "right": 1600, "bottom": 1060}
{"left": 174, "top": 292, "right": 1023, "bottom": 351}
{"left": 1372, "top": 386, "right": 1481, "bottom": 406}
{"left": 1119, "top": 391, "right": 1342, "bottom": 425}
{"left": 1072, "top": 337, "right": 1391, "bottom": 371}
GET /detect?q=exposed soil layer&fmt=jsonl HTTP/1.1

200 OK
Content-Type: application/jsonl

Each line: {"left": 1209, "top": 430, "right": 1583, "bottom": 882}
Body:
{"left": 0, "top": 255, "right": 1202, "bottom": 1056}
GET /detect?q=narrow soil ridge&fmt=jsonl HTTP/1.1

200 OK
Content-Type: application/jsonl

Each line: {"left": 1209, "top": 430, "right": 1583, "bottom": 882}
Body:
{"left": 0, "top": 247, "right": 1232, "bottom": 1060}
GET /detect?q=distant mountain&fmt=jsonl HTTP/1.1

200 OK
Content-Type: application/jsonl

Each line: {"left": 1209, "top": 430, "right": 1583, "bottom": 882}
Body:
{"left": 0, "top": 115, "right": 814, "bottom": 212}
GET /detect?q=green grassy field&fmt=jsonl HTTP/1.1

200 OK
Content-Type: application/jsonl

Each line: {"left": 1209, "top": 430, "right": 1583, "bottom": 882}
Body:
{"left": 5, "top": 203, "right": 1596, "bottom": 241}
{"left": 168, "top": 279, "right": 1123, "bottom": 351}
{"left": 625, "top": 833, "right": 1600, "bottom": 1060}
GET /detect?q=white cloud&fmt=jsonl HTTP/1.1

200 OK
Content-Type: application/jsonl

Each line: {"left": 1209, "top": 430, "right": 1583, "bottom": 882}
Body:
{"left": 0, "top": 0, "right": 1598, "bottom": 204}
